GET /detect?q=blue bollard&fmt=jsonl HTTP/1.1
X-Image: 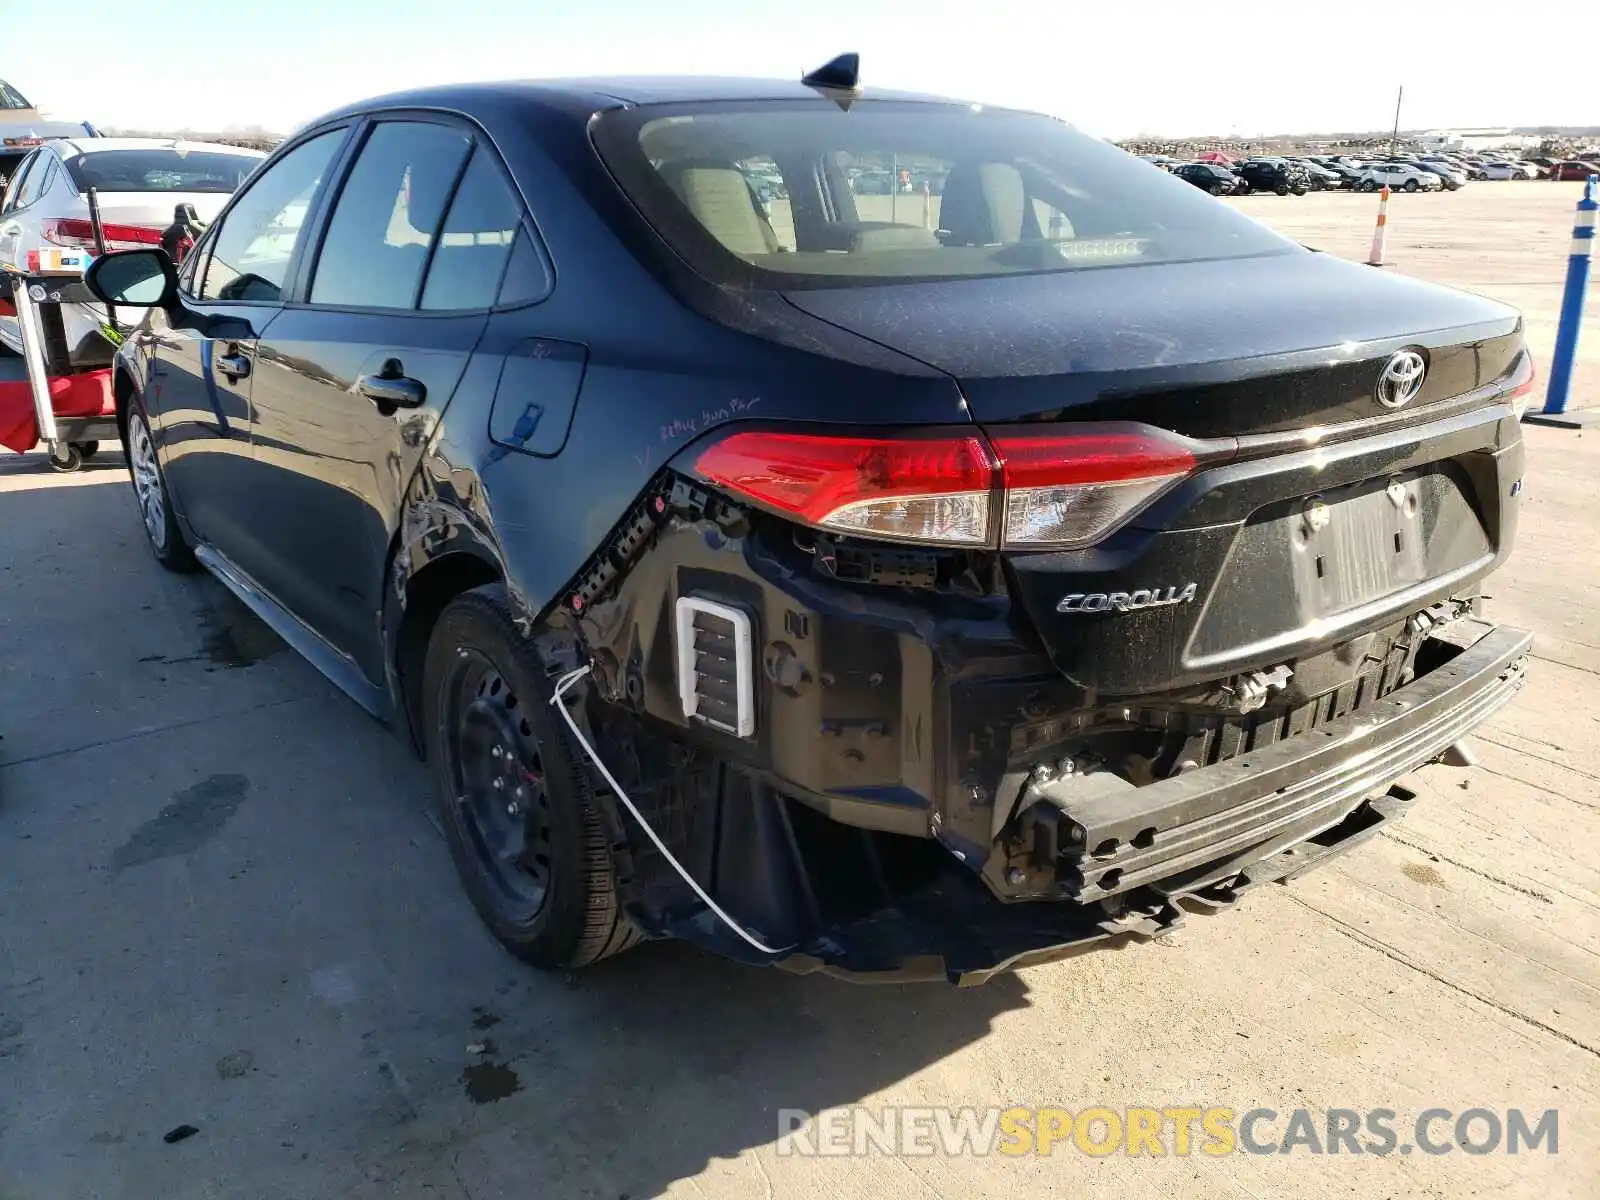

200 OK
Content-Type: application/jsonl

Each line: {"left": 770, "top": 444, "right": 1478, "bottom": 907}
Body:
{"left": 1526, "top": 175, "right": 1598, "bottom": 427}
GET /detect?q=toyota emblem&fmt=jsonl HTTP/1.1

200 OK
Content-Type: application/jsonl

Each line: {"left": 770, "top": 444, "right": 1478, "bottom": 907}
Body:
{"left": 1377, "top": 349, "right": 1427, "bottom": 409}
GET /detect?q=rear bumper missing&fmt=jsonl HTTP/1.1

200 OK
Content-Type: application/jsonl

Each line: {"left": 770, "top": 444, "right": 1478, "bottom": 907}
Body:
{"left": 1019, "top": 620, "right": 1531, "bottom": 904}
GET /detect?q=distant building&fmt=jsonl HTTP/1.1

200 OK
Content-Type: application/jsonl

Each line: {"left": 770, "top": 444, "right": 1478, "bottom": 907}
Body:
{"left": 1416, "top": 129, "right": 1542, "bottom": 152}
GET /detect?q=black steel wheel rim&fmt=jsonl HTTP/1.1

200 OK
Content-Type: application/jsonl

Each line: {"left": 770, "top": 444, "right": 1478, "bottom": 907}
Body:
{"left": 440, "top": 651, "right": 554, "bottom": 919}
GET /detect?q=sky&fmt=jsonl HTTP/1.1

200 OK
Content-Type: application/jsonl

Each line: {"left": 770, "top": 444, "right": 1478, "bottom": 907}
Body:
{"left": 3, "top": 0, "right": 1590, "bottom": 140}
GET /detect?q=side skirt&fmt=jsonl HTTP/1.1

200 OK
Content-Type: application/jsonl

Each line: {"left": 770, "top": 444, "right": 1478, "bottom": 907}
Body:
{"left": 194, "top": 542, "right": 389, "bottom": 718}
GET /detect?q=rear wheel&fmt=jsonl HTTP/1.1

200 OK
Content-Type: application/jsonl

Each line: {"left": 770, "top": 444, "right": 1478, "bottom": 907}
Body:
{"left": 1274, "top": 184, "right": 1289, "bottom": 196}
{"left": 126, "top": 398, "right": 197, "bottom": 572}
{"left": 422, "top": 585, "right": 641, "bottom": 969}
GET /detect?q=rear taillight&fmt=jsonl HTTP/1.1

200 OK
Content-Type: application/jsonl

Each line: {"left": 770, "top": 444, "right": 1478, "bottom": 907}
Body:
{"left": 691, "top": 423, "right": 1198, "bottom": 550}
{"left": 1505, "top": 354, "right": 1536, "bottom": 418}
{"left": 990, "top": 426, "right": 1196, "bottom": 549}
{"left": 41, "top": 217, "right": 164, "bottom": 253}
{"left": 692, "top": 429, "right": 996, "bottom": 546}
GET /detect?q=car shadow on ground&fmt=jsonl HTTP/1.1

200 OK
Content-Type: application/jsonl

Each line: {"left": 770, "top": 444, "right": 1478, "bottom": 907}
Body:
{"left": 0, "top": 460, "right": 1051, "bottom": 1199}
{"left": 439, "top": 942, "right": 1039, "bottom": 1197}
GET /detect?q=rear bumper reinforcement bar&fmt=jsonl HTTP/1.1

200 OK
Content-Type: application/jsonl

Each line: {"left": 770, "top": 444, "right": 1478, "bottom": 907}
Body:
{"left": 1031, "top": 621, "right": 1532, "bottom": 902}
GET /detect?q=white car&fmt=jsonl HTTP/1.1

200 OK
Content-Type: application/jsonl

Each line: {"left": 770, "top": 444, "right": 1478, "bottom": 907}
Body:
{"left": 0, "top": 137, "right": 265, "bottom": 367}
{"left": 1354, "top": 163, "right": 1444, "bottom": 192}
{"left": 1478, "top": 161, "right": 1537, "bottom": 181}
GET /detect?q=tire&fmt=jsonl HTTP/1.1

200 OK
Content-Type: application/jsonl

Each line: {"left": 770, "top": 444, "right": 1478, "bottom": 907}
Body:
{"left": 1209, "top": 183, "right": 1225, "bottom": 196}
{"left": 1274, "top": 184, "right": 1289, "bottom": 196}
{"left": 1358, "top": 180, "right": 1377, "bottom": 192}
{"left": 48, "top": 445, "right": 82, "bottom": 473}
{"left": 422, "top": 584, "right": 642, "bottom": 970}
{"left": 126, "top": 396, "right": 198, "bottom": 572}
{"left": 1403, "top": 179, "right": 1419, "bottom": 192}
{"left": 76, "top": 441, "right": 99, "bottom": 460}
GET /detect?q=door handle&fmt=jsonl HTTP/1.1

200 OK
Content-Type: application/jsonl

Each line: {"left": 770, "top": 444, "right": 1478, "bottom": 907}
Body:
{"left": 216, "top": 351, "right": 251, "bottom": 381}
{"left": 357, "top": 359, "right": 427, "bottom": 414}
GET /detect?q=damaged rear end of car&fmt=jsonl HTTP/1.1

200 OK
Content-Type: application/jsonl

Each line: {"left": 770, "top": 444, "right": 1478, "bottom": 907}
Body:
{"left": 513, "top": 92, "right": 1534, "bottom": 983}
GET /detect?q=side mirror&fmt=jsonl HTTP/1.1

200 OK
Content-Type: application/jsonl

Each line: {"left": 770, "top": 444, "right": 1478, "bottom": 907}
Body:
{"left": 84, "top": 249, "right": 177, "bottom": 308}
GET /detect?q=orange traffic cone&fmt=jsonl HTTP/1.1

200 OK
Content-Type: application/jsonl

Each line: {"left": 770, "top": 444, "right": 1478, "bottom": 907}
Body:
{"left": 1367, "top": 185, "right": 1391, "bottom": 267}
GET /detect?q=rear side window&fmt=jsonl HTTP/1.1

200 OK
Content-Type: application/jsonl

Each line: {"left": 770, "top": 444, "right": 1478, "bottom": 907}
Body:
{"left": 310, "top": 122, "right": 471, "bottom": 310}
{"left": 9, "top": 153, "right": 50, "bottom": 209}
{"left": 201, "top": 130, "right": 344, "bottom": 303}
{"left": 593, "top": 101, "right": 1292, "bottom": 289}
{"left": 420, "top": 148, "right": 522, "bottom": 311}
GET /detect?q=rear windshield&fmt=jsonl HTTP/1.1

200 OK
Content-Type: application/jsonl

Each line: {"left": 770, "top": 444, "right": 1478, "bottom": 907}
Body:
{"left": 61, "top": 148, "right": 262, "bottom": 194}
{"left": 592, "top": 100, "right": 1294, "bottom": 289}
{"left": 0, "top": 81, "right": 30, "bottom": 110}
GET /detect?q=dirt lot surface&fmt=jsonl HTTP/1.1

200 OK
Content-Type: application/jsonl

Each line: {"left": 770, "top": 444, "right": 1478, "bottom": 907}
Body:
{"left": 0, "top": 181, "right": 1595, "bottom": 1199}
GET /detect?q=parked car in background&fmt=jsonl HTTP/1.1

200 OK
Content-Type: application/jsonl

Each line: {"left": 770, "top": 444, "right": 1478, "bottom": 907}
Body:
{"left": 1294, "top": 160, "right": 1345, "bottom": 190}
{"left": 1137, "top": 155, "right": 1179, "bottom": 171}
{"left": 1476, "top": 161, "right": 1528, "bottom": 181}
{"left": 1324, "top": 161, "right": 1369, "bottom": 187}
{"left": 0, "top": 77, "right": 99, "bottom": 187}
{"left": 1414, "top": 161, "right": 1466, "bottom": 190}
{"left": 1550, "top": 161, "right": 1598, "bottom": 181}
{"left": 0, "top": 137, "right": 265, "bottom": 366}
{"left": 849, "top": 169, "right": 894, "bottom": 193}
{"left": 1172, "top": 162, "right": 1241, "bottom": 195}
{"left": 1356, "top": 162, "right": 1443, "bottom": 192}
{"left": 1234, "top": 158, "right": 1309, "bottom": 195}
{"left": 79, "top": 73, "right": 1536, "bottom": 982}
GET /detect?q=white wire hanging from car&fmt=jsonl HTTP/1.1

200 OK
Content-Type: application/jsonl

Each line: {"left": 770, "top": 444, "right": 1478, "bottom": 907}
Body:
{"left": 549, "top": 663, "right": 796, "bottom": 956}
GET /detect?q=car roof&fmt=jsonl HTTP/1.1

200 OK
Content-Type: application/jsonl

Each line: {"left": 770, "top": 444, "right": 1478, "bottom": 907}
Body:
{"left": 312, "top": 76, "right": 1013, "bottom": 125}
{"left": 47, "top": 136, "right": 267, "bottom": 158}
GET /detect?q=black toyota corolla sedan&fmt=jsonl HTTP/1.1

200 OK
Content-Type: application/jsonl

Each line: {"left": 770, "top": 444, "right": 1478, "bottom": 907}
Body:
{"left": 85, "top": 61, "right": 1534, "bottom": 983}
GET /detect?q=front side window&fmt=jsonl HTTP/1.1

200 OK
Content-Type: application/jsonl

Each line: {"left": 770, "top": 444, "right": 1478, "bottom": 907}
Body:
{"left": 201, "top": 130, "right": 344, "bottom": 303}
{"left": 309, "top": 121, "right": 471, "bottom": 310}
{"left": 593, "top": 101, "right": 1292, "bottom": 288}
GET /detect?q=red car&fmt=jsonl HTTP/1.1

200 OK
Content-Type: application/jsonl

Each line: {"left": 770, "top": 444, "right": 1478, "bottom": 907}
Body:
{"left": 1550, "top": 160, "right": 1598, "bottom": 181}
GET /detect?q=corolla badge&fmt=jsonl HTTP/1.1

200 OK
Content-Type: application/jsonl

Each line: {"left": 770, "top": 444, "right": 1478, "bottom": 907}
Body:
{"left": 1057, "top": 584, "right": 1199, "bottom": 614}
{"left": 1377, "top": 349, "right": 1427, "bottom": 408}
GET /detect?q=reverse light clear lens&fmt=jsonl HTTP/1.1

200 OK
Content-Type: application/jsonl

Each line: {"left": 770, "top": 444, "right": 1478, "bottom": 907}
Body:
{"left": 822, "top": 490, "right": 992, "bottom": 545}
{"left": 1004, "top": 476, "right": 1182, "bottom": 548}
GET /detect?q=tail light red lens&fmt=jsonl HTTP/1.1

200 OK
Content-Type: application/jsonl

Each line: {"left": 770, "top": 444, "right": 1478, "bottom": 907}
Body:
{"left": 41, "top": 217, "right": 165, "bottom": 253}
{"left": 691, "top": 423, "right": 1199, "bottom": 550}
{"left": 692, "top": 430, "right": 996, "bottom": 545}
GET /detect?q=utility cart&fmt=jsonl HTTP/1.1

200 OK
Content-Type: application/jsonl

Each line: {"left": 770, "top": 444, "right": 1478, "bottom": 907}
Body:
{"left": 0, "top": 253, "right": 120, "bottom": 472}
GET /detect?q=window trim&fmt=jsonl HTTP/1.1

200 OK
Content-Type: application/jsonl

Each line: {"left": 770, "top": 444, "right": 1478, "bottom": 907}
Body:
{"left": 191, "top": 122, "right": 359, "bottom": 309}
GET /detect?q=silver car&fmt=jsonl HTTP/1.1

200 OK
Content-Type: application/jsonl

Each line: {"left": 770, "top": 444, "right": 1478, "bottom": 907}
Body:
{"left": 0, "top": 137, "right": 265, "bottom": 367}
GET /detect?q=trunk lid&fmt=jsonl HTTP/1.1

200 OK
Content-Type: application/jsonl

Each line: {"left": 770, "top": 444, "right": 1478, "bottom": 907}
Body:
{"left": 87, "top": 191, "right": 233, "bottom": 228}
{"left": 782, "top": 249, "right": 1521, "bottom": 432}
{"left": 784, "top": 250, "right": 1526, "bottom": 697}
